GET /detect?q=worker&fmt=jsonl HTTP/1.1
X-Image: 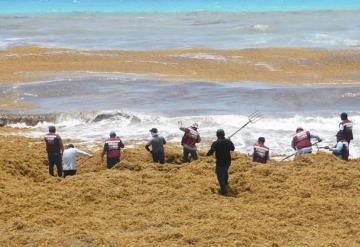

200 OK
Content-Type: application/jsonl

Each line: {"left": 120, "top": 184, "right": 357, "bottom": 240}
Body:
{"left": 62, "top": 144, "right": 92, "bottom": 178}
{"left": 325, "top": 131, "right": 349, "bottom": 161}
{"left": 101, "top": 131, "right": 124, "bottom": 169}
{"left": 180, "top": 123, "right": 201, "bottom": 162}
{"left": 44, "top": 125, "right": 64, "bottom": 177}
{"left": 145, "top": 128, "right": 166, "bottom": 164}
{"left": 339, "top": 112, "right": 353, "bottom": 144}
{"left": 291, "top": 127, "right": 322, "bottom": 155}
{"left": 207, "top": 129, "right": 235, "bottom": 196}
{"left": 252, "top": 137, "right": 269, "bottom": 164}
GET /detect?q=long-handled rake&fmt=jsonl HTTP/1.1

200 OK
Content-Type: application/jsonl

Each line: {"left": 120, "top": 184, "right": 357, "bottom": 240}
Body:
{"left": 281, "top": 140, "right": 322, "bottom": 161}
{"left": 228, "top": 111, "right": 264, "bottom": 139}
{"left": 77, "top": 156, "right": 93, "bottom": 168}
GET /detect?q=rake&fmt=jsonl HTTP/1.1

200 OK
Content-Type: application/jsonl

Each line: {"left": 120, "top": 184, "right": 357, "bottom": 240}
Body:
{"left": 281, "top": 140, "right": 322, "bottom": 161}
{"left": 228, "top": 111, "right": 264, "bottom": 139}
{"left": 77, "top": 156, "right": 93, "bottom": 168}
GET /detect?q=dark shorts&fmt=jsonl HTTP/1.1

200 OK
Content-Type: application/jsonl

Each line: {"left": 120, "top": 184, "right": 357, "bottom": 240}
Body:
{"left": 63, "top": 170, "right": 77, "bottom": 178}
{"left": 107, "top": 157, "right": 120, "bottom": 169}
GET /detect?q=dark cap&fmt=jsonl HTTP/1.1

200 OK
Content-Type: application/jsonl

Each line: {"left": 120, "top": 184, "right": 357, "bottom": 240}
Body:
{"left": 216, "top": 129, "right": 225, "bottom": 138}
{"left": 340, "top": 112, "right": 348, "bottom": 120}
{"left": 48, "top": 125, "right": 56, "bottom": 133}
{"left": 149, "top": 128, "right": 158, "bottom": 133}
{"left": 258, "top": 137, "right": 265, "bottom": 143}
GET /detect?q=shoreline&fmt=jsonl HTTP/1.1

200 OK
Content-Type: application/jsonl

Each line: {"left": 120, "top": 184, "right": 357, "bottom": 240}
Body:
{"left": 1, "top": 46, "right": 359, "bottom": 85}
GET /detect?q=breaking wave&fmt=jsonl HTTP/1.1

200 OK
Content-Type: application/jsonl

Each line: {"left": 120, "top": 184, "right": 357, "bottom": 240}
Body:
{"left": 2, "top": 111, "right": 359, "bottom": 159}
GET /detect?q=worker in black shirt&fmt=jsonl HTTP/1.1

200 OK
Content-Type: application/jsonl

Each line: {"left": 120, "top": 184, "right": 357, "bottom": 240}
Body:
{"left": 207, "top": 129, "right": 235, "bottom": 196}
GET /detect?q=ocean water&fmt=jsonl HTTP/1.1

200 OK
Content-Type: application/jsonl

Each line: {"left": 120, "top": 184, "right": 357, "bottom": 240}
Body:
{"left": 0, "top": 11, "right": 360, "bottom": 50}
{"left": 1, "top": 0, "right": 360, "bottom": 13}
{"left": 1, "top": 1, "right": 359, "bottom": 159}
{"left": 1, "top": 73, "right": 359, "bottom": 159}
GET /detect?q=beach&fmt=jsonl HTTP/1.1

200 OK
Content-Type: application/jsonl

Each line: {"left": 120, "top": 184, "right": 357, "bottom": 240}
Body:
{"left": 1, "top": 2, "right": 360, "bottom": 246}
{"left": 1, "top": 131, "right": 360, "bottom": 246}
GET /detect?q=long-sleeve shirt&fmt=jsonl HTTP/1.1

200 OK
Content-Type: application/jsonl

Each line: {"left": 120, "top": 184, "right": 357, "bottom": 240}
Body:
{"left": 63, "top": 148, "right": 91, "bottom": 171}
{"left": 207, "top": 138, "right": 235, "bottom": 166}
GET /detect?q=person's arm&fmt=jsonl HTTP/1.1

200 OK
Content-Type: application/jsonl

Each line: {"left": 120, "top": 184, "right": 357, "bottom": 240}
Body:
{"left": 101, "top": 143, "right": 107, "bottom": 161}
{"left": 339, "top": 123, "right": 345, "bottom": 131}
{"left": 58, "top": 136, "right": 64, "bottom": 154}
{"left": 179, "top": 127, "right": 188, "bottom": 132}
{"left": 75, "top": 148, "right": 92, "bottom": 157}
{"left": 252, "top": 147, "right": 256, "bottom": 161}
{"left": 229, "top": 140, "right": 235, "bottom": 151}
{"left": 119, "top": 140, "right": 125, "bottom": 149}
{"left": 197, "top": 134, "right": 201, "bottom": 143}
{"left": 145, "top": 140, "right": 152, "bottom": 152}
{"left": 206, "top": 142, "right": 216, "bottom": 156}
{"left": 310, "top": 134, "right": 322, "bottom": 142}
{"left": 291, "top": 138, "right": 296, "bottom": 150}
{"left": 329, "top": 142, "right": 343, "bottom": 154}
{"left": 163, "top": 137, "right": 166, "bottom": 145}
{"left": 44, "top": 137, "right": 48, "bottom": 152}
{"left": 265, "top": 150, "right": 269, "bottom": 162}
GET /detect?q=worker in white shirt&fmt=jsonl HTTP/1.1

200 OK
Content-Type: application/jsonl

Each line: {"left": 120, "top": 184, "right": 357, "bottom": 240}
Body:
{"left": 62, "top": 144, "right": 92, "bottom": 178}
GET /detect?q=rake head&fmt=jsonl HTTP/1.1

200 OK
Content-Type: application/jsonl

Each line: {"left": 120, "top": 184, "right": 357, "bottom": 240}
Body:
{"left": 248, "top": 111, "right": 264, "bottom": 123}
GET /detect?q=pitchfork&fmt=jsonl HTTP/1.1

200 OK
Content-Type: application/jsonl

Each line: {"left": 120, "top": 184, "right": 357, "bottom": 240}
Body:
{"left": 228, "top": 111, "right": 264, "bottom": 139}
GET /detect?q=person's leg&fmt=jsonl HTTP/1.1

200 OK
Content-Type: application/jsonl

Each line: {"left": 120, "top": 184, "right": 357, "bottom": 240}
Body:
{"left": 55, "top": 154, "right": 63, "bottom": 177}
{"left": 152, "top": 152, "right": 159, "bottom": 163}
{"left": 158, "top": 151, "right": 165, "bottom": 164}
{"left": 190, "top": 150, "right": 198, "bottom": 161}
{"left": 182, "top": 148, "right": 189, "bottom": 162}
{"left": 48, "top": 154, "right": 55, "bottom": 176}
{"left": 107, "top": 159, "right": 113, "bottom": 169}
{"left": 107, "top": 158, "right": 119, "bottom": 169}
{"left": 216, "top": 164, "right": 227, "bottom": 195}
{"left": 225, "top": 164, "right": 230, "bottom": 186}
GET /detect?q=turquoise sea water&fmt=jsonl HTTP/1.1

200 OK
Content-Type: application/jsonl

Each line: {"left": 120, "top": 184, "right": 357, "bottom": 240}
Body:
{"left": 0, "top": 0, "right": 360, "bottom": 14}
{"left": 1, "top": 11, "right": 359, "bottom": 50}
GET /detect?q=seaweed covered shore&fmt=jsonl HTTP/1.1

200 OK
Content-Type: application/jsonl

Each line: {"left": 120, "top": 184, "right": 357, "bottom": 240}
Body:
{"left": 0, "top": 132, "right": 360, "bottom": 246}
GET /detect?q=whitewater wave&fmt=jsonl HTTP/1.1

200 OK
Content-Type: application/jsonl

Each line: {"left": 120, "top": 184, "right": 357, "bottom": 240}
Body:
{"left": 2, "top": 111, "right": 360, "bottom": 159}
{"left": 252, "top": 24, "right": 270, "bottom": 32}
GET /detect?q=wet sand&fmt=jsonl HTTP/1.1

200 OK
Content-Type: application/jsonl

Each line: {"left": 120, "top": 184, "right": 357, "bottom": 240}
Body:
{"left": 1, "top": 46, "right": 360, "bottom": 85}
{"left": 1, "top": 130, "right": 360, "bottom": 246}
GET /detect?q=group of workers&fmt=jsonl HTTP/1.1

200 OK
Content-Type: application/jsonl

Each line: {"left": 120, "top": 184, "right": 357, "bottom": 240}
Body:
{"left": 44, "top": 112, "right": 354, "bottom": 196}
